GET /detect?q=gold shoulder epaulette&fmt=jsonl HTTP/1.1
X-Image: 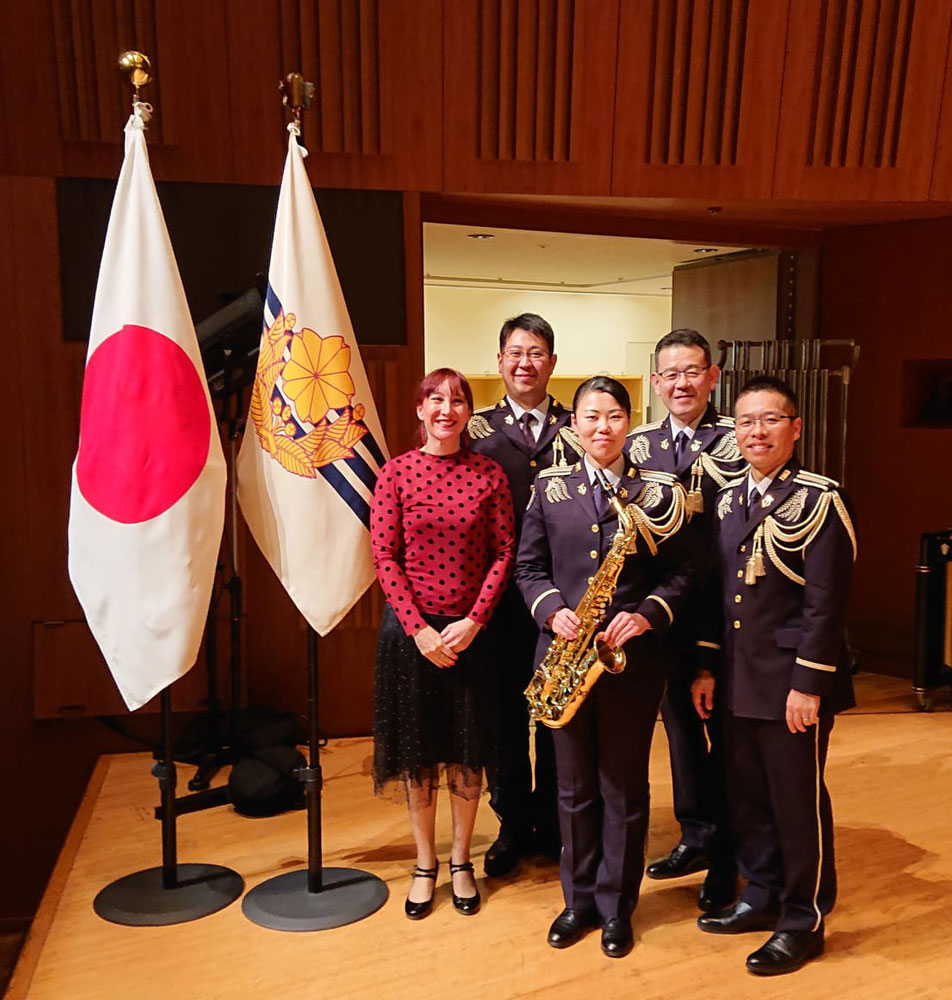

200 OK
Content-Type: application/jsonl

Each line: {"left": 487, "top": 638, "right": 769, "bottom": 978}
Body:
{"left": 631, "top": 419, "right": 663, "bottom": 434}
{"left": 722, "top": 475, "right": 746, "bottom": 491}
{"left": 640, "top": 469, "right": 677, "bottom": 486}
{"left": 716, "top": 415, "right": 735, "bottom": 427}
{"left": 558, "top": 425, "right": 582, "bottom": 452}
{"left": 538, "top": 463, "right": 571, "bottom": 478}
{"left": 467, "top": 413, "right": 494, "bottom": 439}
{"left": 794, "top": 470, "right": 840, "bottom": 490}
{"left": 473, "top": 403, "right": 496, "bottom": 415}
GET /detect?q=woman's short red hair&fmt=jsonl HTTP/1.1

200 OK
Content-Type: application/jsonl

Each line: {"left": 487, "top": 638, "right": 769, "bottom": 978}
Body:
{"left": 415, "top": 368, "right": 474, "bottom": 444}
{"left": 415, "top": 368, "right": 474, "bottom": 412}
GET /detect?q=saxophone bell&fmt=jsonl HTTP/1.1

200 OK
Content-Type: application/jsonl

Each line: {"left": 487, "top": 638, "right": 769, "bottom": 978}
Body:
{"left": 595, "top": 636, "right": 626, "bottom": 674}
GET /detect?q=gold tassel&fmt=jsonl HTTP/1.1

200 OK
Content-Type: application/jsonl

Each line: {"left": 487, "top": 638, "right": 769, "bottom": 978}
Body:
{"left": 745, "top": 526, "right": 766, "bottom": 585}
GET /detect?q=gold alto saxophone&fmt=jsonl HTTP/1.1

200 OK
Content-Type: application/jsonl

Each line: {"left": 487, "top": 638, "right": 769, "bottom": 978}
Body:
{"left": 524, "top": 469, "right": 641, "bottom": 729}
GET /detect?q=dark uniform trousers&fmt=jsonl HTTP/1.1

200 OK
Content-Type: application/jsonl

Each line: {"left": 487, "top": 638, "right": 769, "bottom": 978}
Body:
{"left": 627, "top": 406, "right": 744, "bottom": 865}
{"left": 516, "top": 461, "right": 698, "bottom": 920}
{"left": 554, "top": 634, "right": 666, "bottom": 918}
{"left": 727, "top": 712, "right": 836, "bottom": 931}
{"left": 469, "top": 396, "right": 580, "bottom": 847}
{"left": 711, "top": 458, "right": 856, "bottom": 933}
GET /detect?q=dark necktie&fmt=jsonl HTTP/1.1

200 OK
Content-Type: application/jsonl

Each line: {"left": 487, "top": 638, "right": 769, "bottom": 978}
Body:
{"left": 673, "top": 430, "right": 686, "bottom": 464}
{"left": 519, "top": 411, "right": 535, "bottom": 449}
{"left": 594, "top": 479, "right": 610, "bottom": 519}
{"left": 745, "top": 485, "right": 757, "bottom": 520}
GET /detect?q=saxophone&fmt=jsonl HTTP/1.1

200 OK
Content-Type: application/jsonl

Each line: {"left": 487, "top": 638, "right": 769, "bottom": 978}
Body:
{"left": 524, "top": 469, "right": 642, "bottom": 729}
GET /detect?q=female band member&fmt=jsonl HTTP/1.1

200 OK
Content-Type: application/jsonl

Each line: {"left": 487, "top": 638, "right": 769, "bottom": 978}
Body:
{"left": 515, "top": 375, "right": 698, "bottom": 957}
{"left": 371, "top": 368, "right": 515, "bottom": 919}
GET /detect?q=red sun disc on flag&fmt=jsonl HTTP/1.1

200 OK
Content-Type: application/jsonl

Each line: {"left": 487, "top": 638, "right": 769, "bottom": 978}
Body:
{"left": 76, "top": 324, "right": 212, "bottom": 524}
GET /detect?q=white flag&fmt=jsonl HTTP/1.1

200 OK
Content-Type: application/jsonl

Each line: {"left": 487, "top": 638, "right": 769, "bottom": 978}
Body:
{"left": 67, "top": 107, "right": 226, "bottom": 711}
{"left": 236, "top": 129, "right": 388, "bottom": 634}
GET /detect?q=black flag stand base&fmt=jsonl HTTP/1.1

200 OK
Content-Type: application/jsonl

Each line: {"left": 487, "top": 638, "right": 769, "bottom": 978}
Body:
{"left": 242, "top": 627, "right": 388, "bottom": 931}
{"left": 94, "top": 689, "right": 244, "bottom": 926}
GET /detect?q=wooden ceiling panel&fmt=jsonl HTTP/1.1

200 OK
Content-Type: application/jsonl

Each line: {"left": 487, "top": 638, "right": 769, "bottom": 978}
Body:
{"left": 774, "top": 0, "right": 952, "bottom": 200}
{"left": 611, "top": 0, "right": 789, "bottom": 199}
{"left": 443, "top": 0, "right": 619, "bottom": 194}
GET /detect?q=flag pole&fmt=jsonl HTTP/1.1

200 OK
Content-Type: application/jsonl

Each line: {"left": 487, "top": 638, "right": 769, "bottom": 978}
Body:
{"left": 92, "top": 53, "right": 243, "bottom": 925}
{"left": 240, "top": 75, "right": 387, "bottom": 931}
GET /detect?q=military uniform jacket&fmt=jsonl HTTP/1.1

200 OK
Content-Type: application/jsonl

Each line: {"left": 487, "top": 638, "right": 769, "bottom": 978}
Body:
{"left": 469, "top": 396, "right": 582, "bottom": 533}
{"left": 627, "top": 404, "right": 746, "bottom": 526}
{"left": 514, "top": 462, "right": 699, "bottom": 666}
{"left": 711, "top": 459, "right": 858, "bottom": 720}
{"left": 627, "top": 404, "right": 746, "bottom": 662}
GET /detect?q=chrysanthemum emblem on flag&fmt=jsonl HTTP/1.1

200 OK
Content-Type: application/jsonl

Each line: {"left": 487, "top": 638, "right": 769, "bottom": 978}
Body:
{"left": 248, "top": 308, "right": 367, "bottom": 477}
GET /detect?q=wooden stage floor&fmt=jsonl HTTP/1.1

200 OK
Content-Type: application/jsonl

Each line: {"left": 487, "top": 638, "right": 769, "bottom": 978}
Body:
{"left": 9, "top": 675, "right": 952, "bottom": 999}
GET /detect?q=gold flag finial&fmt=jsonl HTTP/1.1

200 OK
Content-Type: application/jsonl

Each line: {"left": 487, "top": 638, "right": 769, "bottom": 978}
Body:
{"left": 279, "top": 72, "right": 315, "bottom": 130}
{"left": 119, "top": 51, "right": 152, "bottom": 102}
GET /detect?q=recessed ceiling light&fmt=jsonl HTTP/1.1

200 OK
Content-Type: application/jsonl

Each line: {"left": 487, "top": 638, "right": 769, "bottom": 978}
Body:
{"left": 694, "top": 247, "right": 718, "bottom": 254}
{"left": 467, "top": 233, "right": 494, "bottom": 239}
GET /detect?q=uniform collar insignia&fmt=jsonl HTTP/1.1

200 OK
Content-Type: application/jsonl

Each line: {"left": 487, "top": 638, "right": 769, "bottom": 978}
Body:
{"left": 549, "top": 414, "right": 557, "bottom": 424}
{"left": 660, "top": 438, "right": 670, "bottom": 450}
{"left": 504, "top": 414, "right": 514, "bottom": 425}
{"left": 779, "top": 468, "right": 792, "bottom": 481}
{"left": 762, "top": 494, "right": 774, "bottom": 507}
{"left": 618, "top": 487, "right": 629, "bottom": 499}
{"left": 690, "top": 439, "right": 702, "bottom": 452}
{"left": 577, "top": 482, "right": 587, "bottom": 495}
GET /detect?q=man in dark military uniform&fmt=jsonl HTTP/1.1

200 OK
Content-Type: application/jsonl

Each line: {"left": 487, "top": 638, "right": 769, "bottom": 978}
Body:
{"left": 468, "top": 312, "right": 582, "bottom": 877}
{"left": 693, "top": 375, "right": 857, "bottom": 977}
{"left": 631, "top": 329, "right": 745, "bottom": 911}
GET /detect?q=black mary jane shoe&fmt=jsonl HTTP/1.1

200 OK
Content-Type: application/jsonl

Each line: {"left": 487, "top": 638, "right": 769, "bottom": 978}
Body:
{"left": 449, "top": 861, "right": 481, "bottom": 915}
{"left": 601, "top": 917, "right": 634, "bottom": 959}
{"left": 404, "top": 862, "right": 439, "bottom": 920}
{"left": 746, "top": 929, "right": 824, "bottom": 976}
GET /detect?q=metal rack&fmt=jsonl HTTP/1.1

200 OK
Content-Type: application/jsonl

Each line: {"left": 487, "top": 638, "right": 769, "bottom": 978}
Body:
{"left": 714, "top": 339, "right": 861, "bottom": 484}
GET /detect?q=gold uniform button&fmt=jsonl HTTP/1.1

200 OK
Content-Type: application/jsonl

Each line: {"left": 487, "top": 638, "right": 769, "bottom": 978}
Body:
{"left": 733, "top": 620, "right": 741, "bottom": 630}
{"left": 736, "top": 570, "right": 744, "bottom": 579}
{"left": 739, "top": 544, "right": 747, "bottom": 553}
{"left": 591, "top": 524, "right": 599, "bottom": 532}
{"left": 590, "top": 550, "right": 598, "bottom": 559}
{"left": 588, "top": 576, "right": 595, "bottom": 584}
{"left": 529, "top": 460, "right": 538, "bottom": 468}
{"left": 734, "top": 594, "right": 742, "bottom": 604}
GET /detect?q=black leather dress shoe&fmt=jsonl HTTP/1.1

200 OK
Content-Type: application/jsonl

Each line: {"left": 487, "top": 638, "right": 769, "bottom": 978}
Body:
{"left": 484, "top": 837, "right": 523, "bottom": 878}
{"left": 547, "top": 908, "right": 597, "bottom": 949}
{"left": 601, "top": 917, "right": 634, "bottom": 958}
{"left": 746, "top": 929, "right": 824, "bottom": 976}
{"left": 697, "top": 869, "right": 738, "bottom": 912}
{"left": 645, "top": 844, "right": 709, "bottom": 880}
{"left": 697, "top": 900, "right": 778, "bottom": 935}
{"left": 449, "top": 861, "right": 480, "bottom": 915}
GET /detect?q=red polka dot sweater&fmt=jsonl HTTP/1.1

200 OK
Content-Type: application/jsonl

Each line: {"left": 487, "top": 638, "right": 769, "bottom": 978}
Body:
{"left": 371, "top": 448, "right": 515, "bottom": 636}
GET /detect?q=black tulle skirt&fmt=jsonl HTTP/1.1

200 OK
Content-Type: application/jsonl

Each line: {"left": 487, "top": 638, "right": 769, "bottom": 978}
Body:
{"left": 373, "top": 604, "right": 498, "bottom": 804}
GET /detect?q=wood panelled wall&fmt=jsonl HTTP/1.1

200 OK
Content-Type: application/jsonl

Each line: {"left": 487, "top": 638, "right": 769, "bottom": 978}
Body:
{"left": 820, "top": 216, "right": 952, "bottom": 677}
{"left": 3, "top": 0, "right": 952, "bottom": 200}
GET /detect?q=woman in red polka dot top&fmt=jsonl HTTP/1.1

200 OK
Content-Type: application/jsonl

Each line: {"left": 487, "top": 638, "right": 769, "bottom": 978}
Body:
{"left": 371, "top": 368, "right": 515, "bottom": 920}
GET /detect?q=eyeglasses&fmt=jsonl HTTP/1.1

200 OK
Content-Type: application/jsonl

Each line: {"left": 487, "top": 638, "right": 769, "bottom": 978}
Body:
{"left": 502, "top": 349, "right": 549, "bottom": 362}
{"left": 656, "top": 366, "right": 710, "bottom": 383}
{"left": 735, "top": 414, "right": 797, "bottom": 430}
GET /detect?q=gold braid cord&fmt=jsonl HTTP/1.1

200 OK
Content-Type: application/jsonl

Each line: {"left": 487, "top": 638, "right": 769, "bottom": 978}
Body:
{"left": 755, "top": 490, "right": 858, "bottom": 587}
{"left": 627, "top": 482, "right": 687, "bottom": 556}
